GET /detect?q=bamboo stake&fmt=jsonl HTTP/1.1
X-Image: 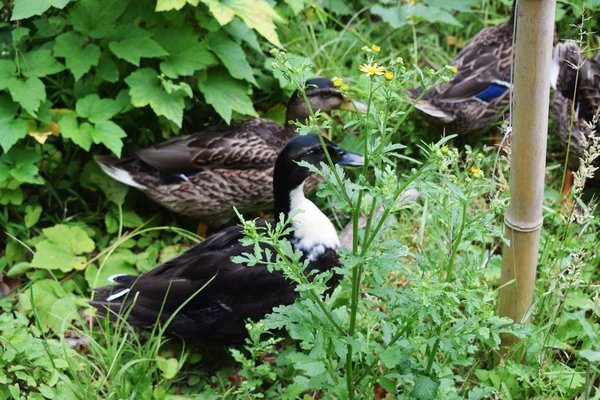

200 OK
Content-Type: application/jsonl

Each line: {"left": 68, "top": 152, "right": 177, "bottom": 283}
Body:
{"left": 499, "top": 0, "right": 556, "bottom": 350}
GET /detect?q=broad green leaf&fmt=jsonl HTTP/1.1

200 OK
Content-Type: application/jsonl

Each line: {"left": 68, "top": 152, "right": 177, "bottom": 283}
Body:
{"left": 69, "top": 0, "right": 127, "bottom": 39}
{"left": 76, "top": 94, "right": 122, "bottom": 123}
{"left": 96, "top": 55, "right": 119, "bottom": 83}
{"left": 156, "top": 0, "right": 200, "bottom": 11}
{"left": 200, "top": 0, "right": 284, "bottom": 46}
{"left": 0, "top": 188, "right": 24, "bottom": 205}
{"left": 282, "top": 0, "right": 304, "bottom": 15}
{"left": 413, "top": 4, "right": 462, "bottom": 26}
{"left": 371, "top": 5, "right": 409, "bottom": 29}
{"left": 11, "top": 27, "right": 30, "bottom": 44}
{"left": 11, "top": 0, "right": 70, "bottom": 20}
{"left": 224, "top": 18, "right": 261, "bottom": 53}
{"left": 89, "top": 120, "right": 127, "bottom": 157}
{"left": 10, "top": 163, "right": 43, "bottom": 185}
{"left": 19, "top": 279, "right": 79, "bottom": 333}
{"left": 109, "top": 27, "right": 168, "bottom": 66}
{"left": 43, "top": 224, "right": 95, "bottom": 254}
{"left": 207, "top": 32, "right": 257, "bottom": 85}
{"left": 81, "top": 161, "right": 129, "bottom": 205}
{"left": 154, "top": 26, "right": 217, "bottom": 78}
{"left": 31, "top": 224, "right": 94, "bottom": 272}
{"left": 31, "top": 240, "right": 75, "bottom": 270}
{"left": 21, "top": 49, "right": 65, "bottom": 78}
{"left": 411, "top": 375, "right": 440, "bottom": 400}
{"left": 126, "top": 68, "right": 191, "bottom": 127}
{"left": 198, "top": 67, "right": 257, "bottom": 124}
{"left": 0, "top": 60, "right": 16, "bottom": 87}
{"left": 54, "top": 31, "right": 101, "bottom": 80}
{"left": 320, "top": 0, "right": 352, "bottom": 15}
{"left": 24, "top": 204, "right": 43, "bottom": 228}
{"left": 6, "top": 76, "right": 46, "bottom": 116}
{"left": 579, "top": 349, "right": 600, "bottom": 363}
{"left": 156, "top": 357, "right": 179, "bottom": 379}
{"left": 59, "top": 115, "right": 93, "bottom": 151}
{"left": 0, "top": 96, "right": 27, "bottom": 152}
{"left": 379, "top": 344, "right": 405, "bottom": 368}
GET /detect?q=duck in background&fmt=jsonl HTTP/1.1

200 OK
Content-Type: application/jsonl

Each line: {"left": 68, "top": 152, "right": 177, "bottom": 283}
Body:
{"left": 95, "top": 78, "right": 366, "bottom": 233}
{"left": 407, "top": 5, "right": 514, "bottom": 134}
{"left": 90, "top": 133, "right": 364, "bottom": 343}
{"left": 550, "top": 40, "right": 600, "bottom": 193}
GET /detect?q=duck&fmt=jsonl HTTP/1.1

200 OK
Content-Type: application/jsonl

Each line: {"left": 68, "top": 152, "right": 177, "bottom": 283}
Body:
{"left": 407, "top": 6, "right": 514, "bottom": 134}
{"left": 95, "top": 78, "right": 366, "bottom": 230}
{"left": 90, "top": 133, "right": 364, "bottom": 343}
{"left": 550, "top": 40, "right": 600, "bottom": 192}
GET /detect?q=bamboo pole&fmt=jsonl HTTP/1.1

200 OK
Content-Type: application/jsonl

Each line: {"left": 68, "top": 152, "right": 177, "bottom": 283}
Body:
{"left": 499, "top": 0, "right": 556, "bottom": 350}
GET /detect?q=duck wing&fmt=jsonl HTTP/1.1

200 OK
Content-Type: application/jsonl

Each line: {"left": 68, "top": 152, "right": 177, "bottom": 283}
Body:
{"left": 578, "top": 56, "right": 600, "bottom": 121}
{"left": 135, "top": 119, "right": 285, "bottom": 175}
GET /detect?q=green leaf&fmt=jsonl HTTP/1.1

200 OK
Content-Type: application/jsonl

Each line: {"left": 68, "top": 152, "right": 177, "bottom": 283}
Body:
{"left": 6, "top": 76, "right": 46, "bottom": 116}
{"left": 156, "top": 357, "right": 179, "bottom": 379}
{"left": 155, "top": 0, "right": 200, "bottom": 11}
{"left": 96, "top": 55, "right": 119, "bottom": 83}
{"left": 89, "top": 120, "right": 127, "bottom": 157}
{"left": 76, "top": 94, "right": 122, "bottom": 123}
{"left": 579, "top": 349, "right": 600, "bottom": 363}
{"left": 69, "top": 0, "right": 127, "bottom": 39}
{"left": 31, "top": 224, "right": 94, "bottom": 272}
{"left": 12, "top": 27, "right": 30, "bottom": 44}
{"left": 10, "top": 163, "right": 43, "bottom": 184}
{"left": 153, "top": 26, "right": 217, "bottom": 78}
{"left": 59, "top": 115, "right": 93, "bottom": 151}
{"left": 379, "top": 344, "right": 405, "bottom": 368}
{"left": 413, "top": 4, "right": 462, "bottom": 26}
{"left": 207, "top": 32, "right": 256, "bottom": 85}
{"left": 198, "top": 67, "right": 257, "bottom": 124}
{"left": 31, "top": 240, "right": 75, "bottom": 271}
{"left": 19, "top": 279, "right": 79, "bottom": 333}
{"left": 371, "top": 5, "right": 409, "bottom": 29}
{"left": 411, "top": 375, "right": 440, "bottom": 400}
{"left": 44, "top": 224, "right": 95, "bottom": 254}
{"left": 200, "top": 0, "right": 284, "bottom": 46}
{"left": 0, "top": 188, "right": 24, "bottom": 205}
{"left": 0, "top": 96, "right": 27, "bottom": 152}
{"left": 109, "top": 26, "right": 168, "bottom": 66}
{"left": 223, "top": 18, "right": 261, "bottom": 53}
{"left": 11, "top": 0, "right": 70, "bottom": 20}
{"left": 24, "top": 204, "right": 43, "bottom": 228}
{"left": 81, "top": 160, "right": 129, "bottom": 205}
{"left": 21, "top": 49, "right": 65, "bottom": 78}
{"left": 54, "top": 31, "right": 101, "bottom": 81}
{"left": 126, "top": 68, "right": 191, "bottom": 127}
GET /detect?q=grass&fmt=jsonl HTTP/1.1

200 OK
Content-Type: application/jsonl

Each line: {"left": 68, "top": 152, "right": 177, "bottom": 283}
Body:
{"left": 2, "top": 0, "right": 600, "bottom": 399}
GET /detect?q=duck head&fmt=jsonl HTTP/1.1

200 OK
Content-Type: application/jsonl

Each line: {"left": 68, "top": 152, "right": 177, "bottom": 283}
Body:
{"left": 273, "top": 133, "right": 363, "bottom": 260}
{"left": 286, "top": 78, "right": 367, "bottom": 123}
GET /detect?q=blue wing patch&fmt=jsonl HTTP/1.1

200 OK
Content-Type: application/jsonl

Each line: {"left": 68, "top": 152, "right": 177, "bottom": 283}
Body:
{"left": 475, "top": 82, "right": 510, "bottom": 103}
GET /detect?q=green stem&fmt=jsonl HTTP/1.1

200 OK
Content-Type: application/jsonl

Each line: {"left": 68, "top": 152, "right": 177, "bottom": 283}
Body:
{"left": 445, "top": 198, "right": 468, "bottom": 281}
{"left": 425, "top": 337, "right": 441, "bottom": 375}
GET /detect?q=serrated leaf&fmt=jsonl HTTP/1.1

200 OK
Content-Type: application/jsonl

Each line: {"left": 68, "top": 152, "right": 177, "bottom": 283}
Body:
{"left": 154, "top": 26, "right": 217, "bottom": 78}
{"left": 6, "top": 76, "right": 46, "bottom": 116}
{"left": 0, "top": 96, "right": 28, "bottom": 152}
{"left": 126, "top": 68, "right": 191, "bottom": 127}
{"left": 19, "top": 279, "right": 79, "bottom": 333}
{"left": 21, "top": 49, "right": 65, "bottom": 78}
{"left": 69, "top": 0, "right": 127, "bottom": 39}
{"left": 109, "top": 26, "right": 168, "bottom": 66}
{"left": 207, "top": 32, "right": 256, "bottom": 85}
{"left": 411, "top": 375, "right": 440, "bottom": 400}
{"left": 380, "top": 345, "right": 404, "bottom": 368}
{"left": 11, "top": 0, "right": 70, "bottom": 20}
{"left": 76, "top": 94, "right": 122, "bottom": 123}
{"left": 31, "top": 240, "right": 75, "bottom": 271}
{"left": 200, "top": 0, "right": 284, "bottom": 46}
{"left": 54, "top": 31, "right": 101, "bottom": 81}
{"left": 89, "top": 120, "right": 127, "bottom": 157}
{"left": 197, "top": 67, "right": 257, "bottom": 124}
{"left": 43, "top": 224, "right": 95, "bottom": 254}
{"left": 156, "top": 0, "right": 200, "bottom": 11}
{"left": 59, "top": 114, "right": 93, "bottom": 151}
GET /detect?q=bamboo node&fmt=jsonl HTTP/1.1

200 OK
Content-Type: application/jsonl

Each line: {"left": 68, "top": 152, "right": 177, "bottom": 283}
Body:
{"left": 504, "top": 215, "right": 543, "bottom": 232}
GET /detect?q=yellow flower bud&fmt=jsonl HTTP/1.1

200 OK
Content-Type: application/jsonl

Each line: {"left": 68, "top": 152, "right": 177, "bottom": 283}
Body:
{"left": 441, "top": 145, "right": 449, "bottom": 154}
{"left": 384, "top": 70, "right": 394, "bottom": 80}
{"left": 332, "top": 77, "right": 343, "bottom": 87}
{"left": 371, "top": 44, "right": 381, "bottom": 53}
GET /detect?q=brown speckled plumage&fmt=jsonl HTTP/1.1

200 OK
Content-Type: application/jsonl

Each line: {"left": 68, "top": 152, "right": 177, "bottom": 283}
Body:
{"left": 96, "top": 78, "right": 360, "bottom": 226}
{"left": 408, "top": 9, "right": 514, "bottom": 134}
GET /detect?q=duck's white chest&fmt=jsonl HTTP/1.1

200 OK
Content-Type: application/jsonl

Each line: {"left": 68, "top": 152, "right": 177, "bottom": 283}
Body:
{"left": 288, "top": 184, "right": 340, "bottom": 261}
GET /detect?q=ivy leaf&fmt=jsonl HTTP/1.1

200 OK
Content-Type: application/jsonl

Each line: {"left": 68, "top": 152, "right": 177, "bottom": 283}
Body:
{"left": 11, "top": 0, "right": 70, "bottom": 20}
{"left": 6, "top": 76, "right": 46, "bottom": 116}
{"left": 54, "top": 31, "right": 101, "bottom": 81}
{"left": 89, "top": 120, "right": 127, "bottom": 157}
{"left": 59, "top": 114, "right": 93, "bottom": 151}
{"left": 198, "top": 67, "right": 257, "bottom": 124}
{"left": 155, "top": 0, "right": 200, "bottom": 11}
{"left": 76, "top": 94, "right": 122, "bottom": 123}
{"left": 154, "top": 26, "right": 217, "bottom": 78}
{"left": 200, "top": 0, "right": 284, "bottom": 47}
{"left": 21, "top": 49, "right": 65, "bottom": 78}
{"left": 126, "top": 68, "right": 191, "bottom": 127}
{"left": 19, "top": 279, "right": 79, "bottom": 333}
{"left": 0, "top": 96, "right": 27, "bottom": 152}
{"left": 207, "top": 32, "right": 257, "bottom": 85}
{"left": 411, "top": 375, "right": 440, "bottom": 400}
{"left": 69, "top": 0, "right": 127, "bottom": 39}
{"left": 109, "top": 26, "right": 168, "bottom": 66}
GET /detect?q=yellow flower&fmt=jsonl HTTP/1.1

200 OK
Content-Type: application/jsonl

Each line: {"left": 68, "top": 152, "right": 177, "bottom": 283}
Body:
{"left": 371, "top": 44, "right": 381, "bottom": 53}
{"left": 440, "top": 145, "right": 449, "bottom": 154}
{"left": 450, "top": 66, "right": 458, "bottom": 74}
{"left": 332, "top": 77, "right": 343, "bottom": 87}
{"left": 384, "top": 70, "right": 394, "bottom": 80}
{"left": 359, "top": 63, "right": 385, "bottom": 77}
{"left": 269, "top": 48, "right": 278, "bottom": 55}
{"left": 471, "top": 166, "right": 483, "bottom": 178}
{"left": 341, "top": 84, "right": 349, "bottom": 91}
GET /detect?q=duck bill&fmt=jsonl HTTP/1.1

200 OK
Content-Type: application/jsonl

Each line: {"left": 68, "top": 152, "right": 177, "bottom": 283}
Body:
{"left": 339, "top": 97, "right": 368, "bottom": 113}
{"left": 338, "top": 150, "right": 364, "bottom": 167}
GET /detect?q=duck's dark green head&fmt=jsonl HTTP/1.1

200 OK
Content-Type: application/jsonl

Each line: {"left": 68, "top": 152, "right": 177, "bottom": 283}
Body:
{"left": 287, "top": 78, "right": 367, "bottom": 122}
{"left": 274, "top": 133, "right": 363, "bottom": 193}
